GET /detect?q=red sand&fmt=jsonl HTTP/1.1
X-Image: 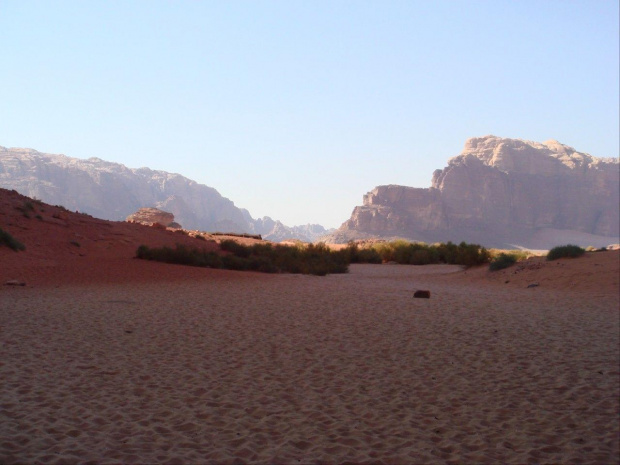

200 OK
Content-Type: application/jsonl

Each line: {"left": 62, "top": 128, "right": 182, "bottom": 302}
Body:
{"left": 1, "top": 188, "right": 619, "bottom": 464}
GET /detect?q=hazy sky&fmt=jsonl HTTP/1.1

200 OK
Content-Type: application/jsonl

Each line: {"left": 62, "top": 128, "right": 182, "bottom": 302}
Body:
{"left": 1, "top": 1, "right": 618, "bottom": 228}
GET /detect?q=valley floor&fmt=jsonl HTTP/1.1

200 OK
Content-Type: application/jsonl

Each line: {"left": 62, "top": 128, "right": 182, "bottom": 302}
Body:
{"left": 1, "top": 262, "right": 619, "bottom": 464}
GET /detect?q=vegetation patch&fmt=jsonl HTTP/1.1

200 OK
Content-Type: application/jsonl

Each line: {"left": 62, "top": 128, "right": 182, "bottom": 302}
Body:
{"left": 211, "top": 232, "right": 263, "bottom": 240}
{"left": 547, "top": 244, "right": 586, "bottom": 261}
{"left": 489, "top": 253, "right": 517, "bottom": 271}
{"left": 136, "top": 239, "right": 494, "bottom": 275}
{"left": 136, "top": 241, "right": 349, "bottom": 276}
{"left": 0, "top": 228, "right": 26, "bottom": 251}
{"left": 343, "top": 240, "right": 490, "bottom": 267}
{"left": 15, "top": 200, "right": 35, "bottom": 218}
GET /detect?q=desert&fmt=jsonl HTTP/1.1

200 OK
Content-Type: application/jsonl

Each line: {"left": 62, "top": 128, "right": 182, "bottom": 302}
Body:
{"left": 1, "top": 188, "right": 619, "bottom": 464}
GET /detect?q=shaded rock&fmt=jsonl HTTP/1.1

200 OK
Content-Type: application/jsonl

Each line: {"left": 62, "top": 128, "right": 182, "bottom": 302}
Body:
{"left": 5, "top": 280, "right": 25, "bottom": 286}
{"left": 414, "top": 290, "right": 431, "bottom": 298}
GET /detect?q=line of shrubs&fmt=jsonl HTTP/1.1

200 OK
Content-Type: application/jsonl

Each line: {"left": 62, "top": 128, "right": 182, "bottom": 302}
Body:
{"left": 136, "top": 239, "right": 491, "bottom": 275}
{"left": 342, "top": 240, "right": 491, "bottom": 267}
{"left": 136, "top": 240, "right": 596, "bottom": 276}
{"left": 136, "top": 240, "right": 349, "bottom": 276}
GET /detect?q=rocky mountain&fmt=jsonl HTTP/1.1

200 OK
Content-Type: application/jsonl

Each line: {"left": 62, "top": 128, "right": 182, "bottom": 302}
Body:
{"left": 328, "top": 136, "right": 619, "bottom": 249}
{"left": 0, "top": 146, "right": 333, "bottom": 242}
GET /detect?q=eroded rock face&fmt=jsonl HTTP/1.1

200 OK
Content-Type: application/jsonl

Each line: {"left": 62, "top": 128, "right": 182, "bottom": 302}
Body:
{"left": 126, "top": 208, "right": 177, "bottom": 228}
{"left": 0, "top": 146, "right": 332, "bottom": 241}
{"left": 0, "top": 147, "right": 251, "bottom": 233}
{"left": 330, "top": 136, "right": 619, "bottom": 249}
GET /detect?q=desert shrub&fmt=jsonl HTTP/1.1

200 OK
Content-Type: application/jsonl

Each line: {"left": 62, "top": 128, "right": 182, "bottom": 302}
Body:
{"left": 489, "top": 253, "right": 517, "bottom": 271}
{"left": 35, "top": 214, "right": 43, "bottom": 220}
{"left": 220, "top": 239, "right": 252, "bottom": 258}
{"left": 70, "top": 241, "right": 80, "bottom": 247}
{"left": 341, "top": 242, "right": 382, "bottom": 264}
{"left": 489, "top": 249, "right": 533, "bottom": 262}
{"left": 0, "top": 228, "right": 26, "bottom": 251}
{"left": 355, "top": 247, "right": 382, "bottom": 264}
{"left": 547, "top": 244, "right": 586, "bottom": 261}
{"left": 451, "top": 241, "right": 490, "bottom": 267}
{"left": 15, "top": 201, "right": 35, "bottom": 218}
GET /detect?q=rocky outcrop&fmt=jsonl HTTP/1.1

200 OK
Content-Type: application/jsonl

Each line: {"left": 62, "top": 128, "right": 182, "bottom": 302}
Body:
{"left": 329, "top": 136, "right": 619, "bottom": 249}
{"left": 256, "top": 221, "right": 334, "bottom": 243}
{"left": 0, "top": 146, "right": 330, "bottom": 242}
{"left": 126, "top": 208, "right": 177, "bottom": 228}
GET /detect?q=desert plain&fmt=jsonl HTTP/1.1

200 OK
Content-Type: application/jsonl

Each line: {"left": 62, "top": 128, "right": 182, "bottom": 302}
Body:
{"left": 1, "top": 190, "right": 619, "bottom": 464}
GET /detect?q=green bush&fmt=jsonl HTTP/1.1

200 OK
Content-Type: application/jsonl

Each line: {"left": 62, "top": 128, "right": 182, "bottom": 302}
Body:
{"left": 220, "top": 239, "right": 252, "bottom": 258}
{"left": 0, "top": 228, "right": 26, "bottom": 251}
{"left": 489, "top": 253, "right": 517, "bottom": 271}
{"left": 547, "top": 244, "right": 586, "bottom": 261}
{"left": 340, "top": 242, "right": 382, "bottom": 264}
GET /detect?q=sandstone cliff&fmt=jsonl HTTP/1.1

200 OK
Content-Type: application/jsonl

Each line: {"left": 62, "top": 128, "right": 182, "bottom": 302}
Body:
{"left": 0, "top": 146, "right": 331, "bottom": 241}
{"left": 329, "top": 136, "right": 619, "bottom": 249}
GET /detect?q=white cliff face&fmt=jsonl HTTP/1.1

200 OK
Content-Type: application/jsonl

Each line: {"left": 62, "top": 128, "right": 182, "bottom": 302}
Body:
{"left": 452, "top": 135, "right": 609, "bottom": 177}
{"left": 0, "top": 146, "right": 332, "bottom": 241}
{"left": 0, "top": 146, "right": 250, "bottom": 232}
{"left": 330, "top": 136, "right": 619, "bottom": 248}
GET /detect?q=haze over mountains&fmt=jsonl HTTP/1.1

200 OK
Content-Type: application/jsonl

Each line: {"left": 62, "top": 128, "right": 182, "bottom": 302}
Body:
{"left": 327, "top": 136, "right": 619, "bottom": 249}
{"left": 0, "top": 146, "right": 332, "bottom": 242}
{"left": 1, "top": 136, "right": 618, "bottom": 249}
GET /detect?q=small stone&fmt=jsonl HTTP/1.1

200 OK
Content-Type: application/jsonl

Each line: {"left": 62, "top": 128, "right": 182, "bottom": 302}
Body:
{"left": 414, "top": 290, "right": 431, "bottom": 298}
{"left": 527, "top": 283, "right": 539, "bottom": 288}
{"left": 4, "top": 280, "right": 26, "bottom": 286}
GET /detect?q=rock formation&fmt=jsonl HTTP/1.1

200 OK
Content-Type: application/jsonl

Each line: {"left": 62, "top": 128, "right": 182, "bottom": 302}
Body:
{"left": 126, "top": 208, "right": 178, "bottom": 228}
{"left": 0, "top": 146, "right": 332, "bottom": 242}
{"left": 328, "top": 136, "right": 619, "bottom": 249}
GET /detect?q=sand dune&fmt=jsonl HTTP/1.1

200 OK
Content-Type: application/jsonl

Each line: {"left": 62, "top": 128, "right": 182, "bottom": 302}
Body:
{"left": 1, "top": 188, "right": 619, "bottom": 463}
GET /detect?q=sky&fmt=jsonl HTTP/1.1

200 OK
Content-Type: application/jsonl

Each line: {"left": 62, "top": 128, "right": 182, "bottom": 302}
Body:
{"left": 1, "top": 1, "right": 618, "bottom": 228}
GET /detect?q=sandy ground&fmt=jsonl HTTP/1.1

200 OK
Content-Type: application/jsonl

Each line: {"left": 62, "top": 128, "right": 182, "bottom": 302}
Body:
{"left": 1, "top": 188, "right": 619, "bottom": 463}
{"left": 1, "top": 259, "right": 618, "bottom": 465}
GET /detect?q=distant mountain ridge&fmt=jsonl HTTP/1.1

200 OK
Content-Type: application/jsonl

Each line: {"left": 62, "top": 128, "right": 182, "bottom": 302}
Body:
{"left": 326, "top": 136, "right": 619, "bottom": 249}
{"left": 0, "top": 146, "right": 332, "bottom": 242}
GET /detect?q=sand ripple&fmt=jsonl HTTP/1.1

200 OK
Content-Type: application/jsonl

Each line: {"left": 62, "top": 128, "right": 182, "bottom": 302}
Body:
{"left": 1, "top": 265, "right": 618, "bottom": 464}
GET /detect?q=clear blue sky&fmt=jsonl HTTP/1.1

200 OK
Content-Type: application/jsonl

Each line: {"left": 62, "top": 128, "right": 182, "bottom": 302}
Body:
{"left": 1, "top": 1, "right": 618, "bottom": 228}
